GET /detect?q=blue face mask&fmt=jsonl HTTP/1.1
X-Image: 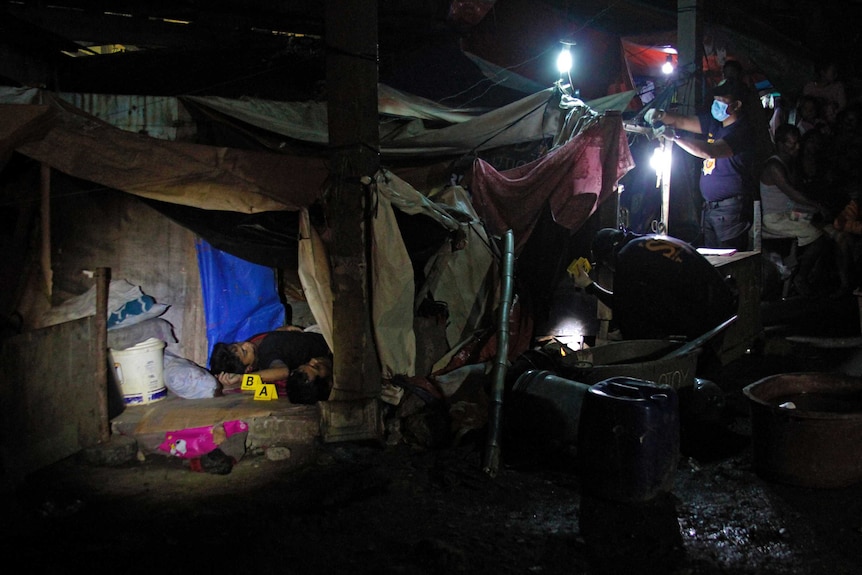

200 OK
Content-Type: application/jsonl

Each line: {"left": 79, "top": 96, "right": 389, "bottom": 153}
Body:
{"left": 711, "top": 99, "right": 730, "bottom": 122}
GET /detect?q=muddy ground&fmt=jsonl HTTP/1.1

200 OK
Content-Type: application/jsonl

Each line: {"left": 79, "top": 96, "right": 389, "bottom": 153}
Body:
{"left": 6, "top": 297, "right": 862, "bottom": 575}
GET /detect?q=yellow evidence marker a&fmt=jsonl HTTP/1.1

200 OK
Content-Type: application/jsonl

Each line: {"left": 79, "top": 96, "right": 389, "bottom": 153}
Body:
{"left": 254, "top": 383, "right": 278, "bottom": 401}
{"left": 241, "top": 373, "right": 263, "bottom": 392}
{"left": 566, "top": 256, "right": 592, "bottom": 278}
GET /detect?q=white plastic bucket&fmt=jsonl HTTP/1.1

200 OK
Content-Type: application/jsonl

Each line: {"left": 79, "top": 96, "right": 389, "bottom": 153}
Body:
{"left": 110, "top": 337, "right": 167, "bottom": 405}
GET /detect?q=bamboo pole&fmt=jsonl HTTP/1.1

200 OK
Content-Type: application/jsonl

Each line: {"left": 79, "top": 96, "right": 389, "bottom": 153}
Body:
{"left": 483, "top": 229, "right": 515, "bottom": 478}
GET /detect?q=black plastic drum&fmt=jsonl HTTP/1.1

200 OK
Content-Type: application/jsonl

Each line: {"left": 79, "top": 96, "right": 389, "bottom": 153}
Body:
{"left": 577, "top": 376, "right": 679, "bottom": 502}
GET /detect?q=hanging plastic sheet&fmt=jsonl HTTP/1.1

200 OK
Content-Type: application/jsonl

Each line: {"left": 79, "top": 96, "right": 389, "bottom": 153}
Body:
{"left": 196, "top": 238, "right": 285, "bottom": 368}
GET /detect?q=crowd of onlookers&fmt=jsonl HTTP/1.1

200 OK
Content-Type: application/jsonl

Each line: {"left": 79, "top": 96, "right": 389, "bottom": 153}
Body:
{"left": 751, "top": 58, "right": 862, "bottom": 299}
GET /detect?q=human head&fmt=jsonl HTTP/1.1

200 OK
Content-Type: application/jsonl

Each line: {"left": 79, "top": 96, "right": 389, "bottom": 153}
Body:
{"left": 712, "top": 79, "right": 744, "bottom": 121}
{"left": 722, "top": 59, "right": 743, "bottom": 81}
{"left": 209, "top": 341, "right": 254, "bottom": 375}
{"left": 774, "top": 124, "right": 801, "bottom": 158}
{"left": 797, "top": 95, "right": 820, "bottom": 123}
{"left": 816, "top": 60, "right": 838, "bottom": 83}
{"left": 286, "top": 357, "right": 333, "bottom": 404}
{"left": 836, "top": 103, "right": 861, "bottom": 133}
{"left": 800, "top": 128, "right": 826, "bottom": 177}
{"left": 591, "top": 228, "right": 627, "bottom": 271}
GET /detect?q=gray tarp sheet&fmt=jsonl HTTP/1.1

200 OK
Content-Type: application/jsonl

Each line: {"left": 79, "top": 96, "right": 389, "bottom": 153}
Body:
{"left": 0, "top": 85, "right": 633, "bottom": 212}
{"left": 183, "top": 88, "right": 635, "bottom": 157}
{"left": 2, "top": 94, "right": 326, "bottom": 213}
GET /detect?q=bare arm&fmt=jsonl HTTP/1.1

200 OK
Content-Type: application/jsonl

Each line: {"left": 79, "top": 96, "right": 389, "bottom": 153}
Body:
{"left": 217, "top": 365, "right": 291, "bottom": 387}
{"left": 570, "top": 260, "right": 614, "bottom": 308}
{"left": 585, "top": 281, "right": 614, "bottom": 309}
{"left": 760, "top": 160, "right": 820, "bottom": 209}
{"left": 651, "top": 110, "right": 733, "bottom": 159}
{"left": 255, "top": 366, "right": 291, "bottom": 382}
{"left": 673, "top": 135, "right": 734, "bottom": 161}
{"left": 655, "top": 110, "right": 702, "bottom": 134}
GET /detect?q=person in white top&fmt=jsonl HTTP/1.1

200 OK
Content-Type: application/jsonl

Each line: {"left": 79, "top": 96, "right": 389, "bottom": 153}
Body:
{"left": 760, "top": 123, "right": 829, "bottom": 296}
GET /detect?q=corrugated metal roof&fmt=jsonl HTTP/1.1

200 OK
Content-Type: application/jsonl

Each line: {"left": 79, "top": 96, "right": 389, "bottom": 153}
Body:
{"left": 58, "top": 92, "right": 196, "bottom": 141}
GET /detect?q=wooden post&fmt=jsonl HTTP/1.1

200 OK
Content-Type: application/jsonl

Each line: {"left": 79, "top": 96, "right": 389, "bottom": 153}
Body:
{"left": 677, "top": 0, "right": 704, "bottom": 115}
{"left": 323, "top": 0, "right": 382, "bottom": 406}
{"left": 94, "top": 267, "right": 110, "bottom": 442}
{"left": 40, "top": 163, "right": 52, "bottom": 300}
{"left": 595, "top": 126, "right": 622, "bottom": 343}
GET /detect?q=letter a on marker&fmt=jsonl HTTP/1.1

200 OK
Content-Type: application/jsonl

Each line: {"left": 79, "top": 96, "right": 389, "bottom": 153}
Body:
{"left": 254, "top": 384, "right": 278, "bottom": 401}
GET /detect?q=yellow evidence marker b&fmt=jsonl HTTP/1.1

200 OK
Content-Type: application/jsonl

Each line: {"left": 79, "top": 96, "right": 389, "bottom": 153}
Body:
{"left": 566, "top": 256, "right": 592, "bottom": 278}
{"left": 241, "top": 373, "right": 262, "bottom": 392}
{"left": 254, "top": 383, "right": 278, "bottom": 401}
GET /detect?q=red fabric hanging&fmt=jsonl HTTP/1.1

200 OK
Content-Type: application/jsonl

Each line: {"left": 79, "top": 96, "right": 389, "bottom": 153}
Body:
{"left": 469, "top": 115, "right": 634, "bottom": 252}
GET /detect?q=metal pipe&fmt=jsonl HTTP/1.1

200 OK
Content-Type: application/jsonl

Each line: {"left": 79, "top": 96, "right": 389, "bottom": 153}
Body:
{"left": 483, "top": 229, "right": 515, "bottom": 477}
{"left": 659, "top": 139, "right": 672, "bottom": 233}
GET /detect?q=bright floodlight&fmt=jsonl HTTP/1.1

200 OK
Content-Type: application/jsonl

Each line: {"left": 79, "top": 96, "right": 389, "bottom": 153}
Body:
{"left": 650, "top": 143, "right": 672, "bottom": 175}
{"left": 662, "top": 54, "right": 674, "bottom": 75}
{"left": 557, "top": 44, "right": 573, "bottom": 75}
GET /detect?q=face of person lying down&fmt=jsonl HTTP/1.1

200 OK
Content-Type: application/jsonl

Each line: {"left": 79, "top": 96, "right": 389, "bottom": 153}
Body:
{"left": 295, "top": 357, "right": 332, "bottom": 381}
{"left": 228, "top": 341, "right": 256, "bottom": 372}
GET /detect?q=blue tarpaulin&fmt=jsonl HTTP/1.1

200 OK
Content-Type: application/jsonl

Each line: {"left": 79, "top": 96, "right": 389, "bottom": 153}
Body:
{"left": 196, "top": 238, "right": 285, "bottom": 368}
